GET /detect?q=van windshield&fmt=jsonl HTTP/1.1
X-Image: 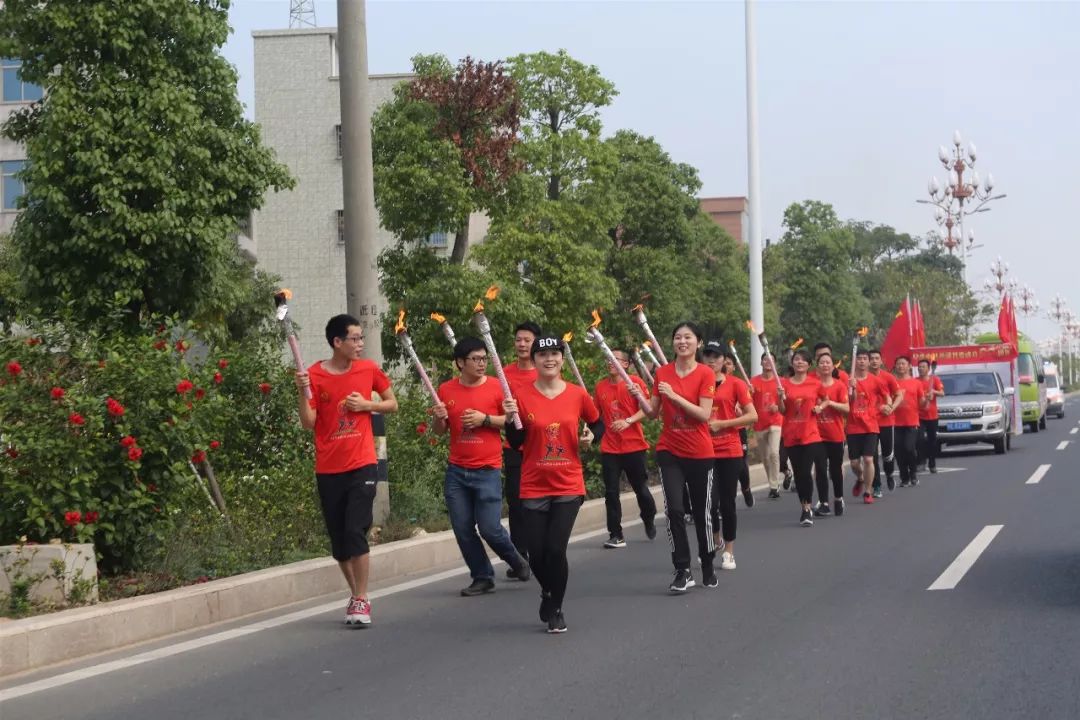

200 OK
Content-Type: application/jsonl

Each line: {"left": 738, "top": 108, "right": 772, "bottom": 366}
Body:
{"left": 1018, "top": 353, "right": 1036, "bottom": 381}
{"left": 1046, "top": 375, "right": 1059, "bottom": 389}
{"left": 941, "top": 373, "right": 999, "bottom": 396}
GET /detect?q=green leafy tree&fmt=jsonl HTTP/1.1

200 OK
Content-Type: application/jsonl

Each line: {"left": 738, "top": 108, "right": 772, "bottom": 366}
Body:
{"left": 0, "top": 0, "right": 293, "bottom": 330}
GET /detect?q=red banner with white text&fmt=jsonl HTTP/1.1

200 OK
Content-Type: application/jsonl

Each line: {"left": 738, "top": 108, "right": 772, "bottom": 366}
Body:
{"left": 910, "top": 343, "right": 1018, "bottom": 365}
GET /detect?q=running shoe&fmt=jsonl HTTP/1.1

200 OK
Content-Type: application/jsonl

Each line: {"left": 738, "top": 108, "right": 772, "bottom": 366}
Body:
{"left": 460, "top": 578, "right": 495, "bottom": 597}
{"left": 669, "top": 569, "right": 695, "bottom": 593}
{"left": 720, "top": 551, "right": 736, "bottom": 570}
{"left": 799, "top": 509, "right": 813, "bottom": 527}
{"left": 886, "top": 475, "right": 896, "bottom": 492}
{"left": 768, "top": 488, "right": 781, "bottom": 499}
{"left": 929, "top": 464, "right": 938, "bottom": 474}
{"left": 506, "top": 563, "right": 529, "bottom": 580}
{"left": 852, "top": 481, "right": 864, "bottom": 498}
{"left": 643, "top": 515, "right": 657, "bottom": 540}
{"left": 813, "top": 501, "right": 831, "bottom": 517}
{"left": 547, "top": 609, "right": 567, "bottom": 634}
{"left": 346, "top": 597, "right": 371, "bottom": 626}
{"left": 911, "top": 475, "right": 920, "bottom": 487}
{"left": 782, "top": 470, "right": 793, "bottom": 490}
{"left": 834, "top": 498, "right": 844, "bottom": 516}
{"left": 872, "top": 487, "right": 884, "bottom": 499}
{"left": 916, "top": 463, "right": 927, "bottom": 473}
{"left": 343, "top": 595, "right": 355, "bottom": 624}
{"left": 539, "top": 591, "right": 554, "bottom": 623}
{"left": 702, "top": 567, "right": 719, "bottom": 588}
{"left": 603, "top": 534, "right": 626, "bottom": 549}
{"left": 863, "top": 493, "right": 875, "bottom": 505}
{"left": 684, "top": 513, "right": 694, "bottom": 525}
{"left": 899, "top": 479, "right": 911, "bottom": 488}
{"left": 743, "top": 488, "right": 755, "bottom": 508}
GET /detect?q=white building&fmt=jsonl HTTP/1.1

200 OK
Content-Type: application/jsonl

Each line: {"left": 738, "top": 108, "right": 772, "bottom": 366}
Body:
{"left": 0, "top": 57, "right": 42, "bottom": 235}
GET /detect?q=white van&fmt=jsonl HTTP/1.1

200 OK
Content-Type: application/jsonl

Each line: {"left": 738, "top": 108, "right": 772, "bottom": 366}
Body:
{"left": 1044, "top": 362, "right": 1065, "bottom": 419}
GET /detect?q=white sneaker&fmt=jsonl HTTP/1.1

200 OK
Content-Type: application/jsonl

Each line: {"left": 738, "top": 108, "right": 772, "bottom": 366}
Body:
{"left": 346, "top": 597, "right": 372, "bottom": 626}
{"left": 720, "top": 551, "right": 736, "bottom": 570}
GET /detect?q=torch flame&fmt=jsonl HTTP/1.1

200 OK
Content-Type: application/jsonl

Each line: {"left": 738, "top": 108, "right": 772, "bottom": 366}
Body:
{"left": 276, "top": 288, "right": 293, "bottom": 301}
{"left": 484, "top": 285, "right": 499, "bottom": 301}
{"left": 394, "top": 308, "right": 407, "bottom": 334}
{"left": 644, "top": 340, "right": 653, "bottom": 348}
{"left": 589, "top": 310, "right": 603, "bottom": 329}
{"left": 631, "top": 304, "right": 644, "bottom": 314}
{"left": 728, "top": 340, "right": 737, "bottom": 348}
{"left": 430, "top": 312, "right": 446, "bottom": 324}
{"left": 563, "top": 331, "right": 574, "bottom": 343}
{"left": 473, "top": 299, "right": 484, "bottom": 313}
{"left": 790, "top": 338, "right": 804, "bottom": 350}
{"left": 857, "top": 326, "right": 869, "bottom": 337}
{"left": 746, "top": 320, "right": 758, "bottom": 333}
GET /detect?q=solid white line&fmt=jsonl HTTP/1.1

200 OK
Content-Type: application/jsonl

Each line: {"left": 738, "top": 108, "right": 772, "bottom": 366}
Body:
{"left": 1070, "top": 428, "right": 1077, "bottom": 435}
{"left": 1057, "top": 441, "right": 1069, "bottom": 451}
{"left": 928, "top": 525, "right": 1003, "bottom": 591}
{"left": 1025, "top": 464, "right": 1051, "bottom": 485}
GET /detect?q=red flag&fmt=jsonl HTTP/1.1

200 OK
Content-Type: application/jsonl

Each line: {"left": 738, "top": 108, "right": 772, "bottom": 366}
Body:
{"left": 997, "top": 294, "right": 1015, "bottom": 348}
{"left": 913, "top": 299, "right": 926, "bottom": 347}
{"left": 880, "top": 298, "right": 913, "bottom": 369}
{"left": 1007, "top": 294, "right": 1018, "bottom": 348}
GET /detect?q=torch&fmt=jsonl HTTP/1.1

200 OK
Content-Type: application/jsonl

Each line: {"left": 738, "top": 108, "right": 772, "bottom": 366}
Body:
{"left": 632, "top": 304, "right": 668, "bottom": 365}
{"left": 394, "top": 309, "right": 439, "bottom": 403}
{"left": 472, "top": 286, "right": 523, "bottom": 430}
{"left": 631, "top": 348, "right": 654, "bottom": 386}
{"left": 429, "top": 312, "right": 457, "bottom": 349}
{"left": 747, "top": 321, "right": 783, "bottom": 394}
{"left": 587, "top": 310, "right": 650, "bottom": 412}
{"left": 274, "top": 289, "right": 311, "bottom": 400}
{"left": 727, "top": 340, "right": 752, "bottom": 385}
{"left": 850, "top": 326, "right": 869, "bottom": 397}
{"left": 562, "top": 331, "right": 587, "bottom": 387}
{"left": 641, "top": 341, "right": 662, "bottom": 369}
{"left": 785, "top": 337, "right": 804, "bottom": 370}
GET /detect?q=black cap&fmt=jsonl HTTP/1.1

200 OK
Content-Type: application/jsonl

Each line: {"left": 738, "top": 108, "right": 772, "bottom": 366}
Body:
{"left": 530, "top": 334, "right": 564, "bottom": 359}
{"left": 703, "top": 339, "right": 724, "bottom": 356}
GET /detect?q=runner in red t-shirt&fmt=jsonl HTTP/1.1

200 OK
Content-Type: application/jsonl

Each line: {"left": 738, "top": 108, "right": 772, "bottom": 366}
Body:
{"left": 703, "top": 341, "right": 757, "bottom": 571}
{"left": 501, "top": 321, "right": 541, "bottom": 573}
{"left": 813, "top": 342, "right": 850, "bottom": 386}
{"left": 432, "top": 338, "right": 530, "bottom": 596}
{"left": 813, "top": 351, "right": 850, "bottom": 517}
{"left": 892, "top": 356, "right": 927, "bottom": 488}
{"left": 593, "top": 348, "right": 656, "bottom": 548}
{"left": 722, "top": 352, "right": 755, "bottom": 508}
{"left": 846, "top": 350, "right": 892, "bottom": 504}
{"left": 504, "top": 334, "right": 602, "bottom": 634}
{"left": 917, "top": 358, "right": 946, "bottom": 473}
{"left": 779, "top": 349, "right": 824, "bottom": 527}
{"left": 636, "top": 322, "right": 717, "bottom": 592}
{"left": 296, "top": 314, "right": 398, "bottom": 627}
{"left": 750, "top": 353, "right": 785, "bottom": 498}
{"left": 870, "top": 349, "right": 904, "bottom": 495}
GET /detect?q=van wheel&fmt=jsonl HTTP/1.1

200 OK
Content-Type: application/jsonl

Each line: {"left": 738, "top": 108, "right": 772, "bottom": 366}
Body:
{"left": 1029, "top": 421, "right": 1039, "bottom": 433}
{"left": 993, "top": 437, "right": 1006, "bottom": 454}
{"left": 1039, "top": 415, "right": 1047, "bottom": 430}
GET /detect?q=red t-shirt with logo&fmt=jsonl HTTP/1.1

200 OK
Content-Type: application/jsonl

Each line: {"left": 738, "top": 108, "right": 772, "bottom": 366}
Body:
{"left": 750, "top": 374, "right": 784, "bottom": 431}
{"left": 437, "top": 376, "right": 505, "bottom": 469}
{"left": 847, "top": 373, "right": 885, "bottom": 435}
{"left": 919, "top": 375, "right": 944, "bottom": 421}
{"left": 654, "top": 362, "right": 716, "bottom": 459}
{"left": 516, "top": 382, "right": 600, "bottom": 498}
{"left": 780, "top": 376, "right": 822, "bottom": 447}
{"left": 594, "top": 375, "right": 651, "bottom": 455}
{"left": 711, "top": 375, "right": 753, "bottom": 458}
{"left": 893, "top": 377, "right": 925, "bottom": 428}
{"left": 816, "top": 379, "right": 849, "bottom": 443}
{"left": 308, "top": 359, "right": 391, "bottom": 474}
{"left": 874, "top": 371, "right": 901, "bottom": 428}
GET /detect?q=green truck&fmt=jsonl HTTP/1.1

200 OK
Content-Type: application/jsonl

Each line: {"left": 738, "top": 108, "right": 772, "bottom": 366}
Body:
{"left": 975, "top": 332, "right": 1047, "bottom": 432}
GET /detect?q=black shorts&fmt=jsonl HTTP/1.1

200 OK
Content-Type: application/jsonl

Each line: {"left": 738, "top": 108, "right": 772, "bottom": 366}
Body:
{"left": 847, "top": 433, "right": 878, "bottom": 460}
{"left": 316, "top": 464, "right": 377, "bottom": 561}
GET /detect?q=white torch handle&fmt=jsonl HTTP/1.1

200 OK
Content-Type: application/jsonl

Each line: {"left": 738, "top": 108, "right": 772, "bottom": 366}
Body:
{"left": 588, "top": 328, "right": 650, "bottom": 412}
{"left": 474, "top": 313, "right": 522, "bottom": 429}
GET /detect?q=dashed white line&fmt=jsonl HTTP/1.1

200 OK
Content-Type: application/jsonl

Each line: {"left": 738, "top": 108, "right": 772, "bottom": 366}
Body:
{"left": 1057, "top": 441, "right": 1069, "bottom": 451}
{"left": 1026, "top": 464, "right": 1051, "bottom": 485}
{"left": 928, "top": 525, "right": 1003, "bottom": 591}
{"left": 1070, "top": 428, "right": 1077, "bottom": 435}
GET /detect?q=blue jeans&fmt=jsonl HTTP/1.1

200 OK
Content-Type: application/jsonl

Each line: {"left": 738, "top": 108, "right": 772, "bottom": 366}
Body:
{"left": 444, "top": 464, "right": 521, "bottom": 580}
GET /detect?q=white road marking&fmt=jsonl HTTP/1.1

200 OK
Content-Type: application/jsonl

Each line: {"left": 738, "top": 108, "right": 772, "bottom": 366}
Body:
{"left": 1057, "top": 441, "right": 1069, "bottom": 451}
{"left": 928, "top": 525, "right": 1003, "bottom": 591}
{"left": 1025, "top": 464, "right": 1052, "bottom": 485}
{"left": 929, "top": 466, "right": 965, "bottom": 474}
{"left": 1070, "top": 428, "right": 1077, "bottom": 435}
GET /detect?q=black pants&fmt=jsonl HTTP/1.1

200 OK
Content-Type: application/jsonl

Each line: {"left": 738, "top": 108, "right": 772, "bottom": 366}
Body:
{"left": 503, "top": 448, "right": 527, "bottom": 558}
{"left": 779, "top": 444, "right": 791, "bottom": 474}
{"left": 917, "top": 419, "right": 938, "bottom": 468}
{"left": 601, "top": 451, "right": 656, "bottom": 537}
{"left": 872, "top": 426, "right": 895, "bottom": 490}
{"left": 710, "top": 457, "right": 742, "bottom": 543}
{"left": 895, "top": 426, "right": 919, "bottom": 482}
{"left": 787, "top": 442, "right": 824, "bottom": 505}
{"left": 816, "top": 441, "right": 845, "bottom": 503}
{"left": 657, "top": 451, "right": 715, "bottom": 570}
{"left": 738, "top": 428, "right": 751, "bottom": 492}
{"left": 523, "top": 497, "right": 582, "bottom": 609}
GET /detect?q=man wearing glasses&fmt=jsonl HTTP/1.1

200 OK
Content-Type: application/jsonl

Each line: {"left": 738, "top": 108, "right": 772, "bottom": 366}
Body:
{"left": 432, "top": 337, "right": 532, "bottom": 596}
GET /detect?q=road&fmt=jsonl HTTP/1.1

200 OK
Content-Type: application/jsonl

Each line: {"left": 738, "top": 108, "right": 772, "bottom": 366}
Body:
{"left": 4, "top": 398, "right": 1080, "bottom": 719}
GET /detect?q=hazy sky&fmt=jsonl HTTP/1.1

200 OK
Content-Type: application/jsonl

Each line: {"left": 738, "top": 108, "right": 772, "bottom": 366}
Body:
{"left": 223, "top": 0, "right": 1080, "bottom": 346}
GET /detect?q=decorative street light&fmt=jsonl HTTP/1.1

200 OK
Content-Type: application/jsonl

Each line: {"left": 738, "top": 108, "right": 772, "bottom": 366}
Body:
{"left": 982, "top": 256, "right": 1016, "bottom": 299}
{"left": 1015, "top": 284, "right": 1039, "bottom": 334}
{"left": 1048, "top": 295, "right": 1071, "bottom": 378}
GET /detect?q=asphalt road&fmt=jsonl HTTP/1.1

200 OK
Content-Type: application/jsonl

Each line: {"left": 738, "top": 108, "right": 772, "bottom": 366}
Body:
{"left": 4, "top": 398, "right": 1080, "bottom": 720}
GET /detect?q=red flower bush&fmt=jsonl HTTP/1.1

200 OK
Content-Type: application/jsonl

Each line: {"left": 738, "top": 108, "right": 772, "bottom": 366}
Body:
{"left": 416, "top": 423, "right": 428, "bottom": 435}
{"left": 5, "top": 447, "right": 17, "bottom": 459}
{"left": 68, "top": 412, "right": 86, "bottom": 426}
{"left": 24, "top": 337, "right": 41, "bottom": 347}
{"left": 176, "top": 379, "right": 194, "bottom": 394}
{"left": 6, "top": 360, "right": 22, "bottom": 377}
{"left": 50, "top": 386, "right": 66, "bottom": 400}
{"left": 84, "top": 511, "right": 100, "bottom": 524}
{"left": 127, "top": 446, "right": 143, "bottom": 462}
{"left": 194, "top": 388, "right": 206, "bottom": 400}
{"left": 259, "top": 382, "right": 272, "bottom": 395}
{"left": 191, "top": 449, "right": 207, "bottom": 464}
{"left": 119, "top": 435, "right": 137, "bottom": 448}
{"left": 213, "top": 372, "right": 224, "bottom": 385}
{"left": 218, "top": 359, "right": 229, "bottom": 370}
{"left": 209, "top": 440, "right": 221, "bottom": 450}
{"left": 64, "top": 510, "right": 82, "bottom": 527}
{"left": 106, "top": 397, "right": 126, "bottom": 417}
{"left": 175, "top": 339, "right": 189, "bottom": 353}
{"left": 153, "top": 339, "right": 168, "bottom": 351}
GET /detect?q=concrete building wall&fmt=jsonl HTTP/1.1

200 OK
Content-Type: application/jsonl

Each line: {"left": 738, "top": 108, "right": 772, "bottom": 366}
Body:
{"left": 699, "top": 196, "right": 748, "bottom": 245}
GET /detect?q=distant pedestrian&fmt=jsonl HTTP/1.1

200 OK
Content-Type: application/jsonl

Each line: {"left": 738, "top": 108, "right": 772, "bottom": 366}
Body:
{"left": 751, "top": 353, "right": 784, "bottom": 499}
{"left": 917, "top": 358, "right": 945, "bottom": 473}
{"left": 813, "top": 352, "right": 849, "bottom": 516}
{"left": 892, "top": 356, "right": 927, "bottom": 487}
{"left": 779, "top": 349, "right": 824, "bottom": 527}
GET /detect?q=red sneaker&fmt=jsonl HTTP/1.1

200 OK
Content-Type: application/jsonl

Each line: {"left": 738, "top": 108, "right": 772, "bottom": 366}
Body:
{"left": 852, "top": 481, "right": 864, "bottom": 498}
{"left": 863, "top": 493, "right": 875, "bottom": 505}
{"left": 346, "top": 597, "right": 372, "bottom": 626}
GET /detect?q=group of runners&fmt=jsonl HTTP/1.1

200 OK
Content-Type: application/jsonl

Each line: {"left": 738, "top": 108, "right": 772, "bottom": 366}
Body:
{"left": 295, "top": 313, "right": 946, "bottom": 635}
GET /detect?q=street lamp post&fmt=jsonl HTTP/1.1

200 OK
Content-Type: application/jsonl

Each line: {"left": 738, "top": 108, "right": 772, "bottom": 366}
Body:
{"left": 982, "top": 256, "right": 1016, "bottom": 299}
{"left": 1049, "top": 295, "right": 1070, "bottom": 376}
{"left": 1015, "top": 284, "right": 1039, "bottom": 335}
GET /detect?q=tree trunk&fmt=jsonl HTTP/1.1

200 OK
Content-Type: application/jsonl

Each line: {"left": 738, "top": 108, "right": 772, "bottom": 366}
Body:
{"left": 200, "top": 459, "right": 229, "bottom": 517}
{"left": 547, "top": 173, "right": 561, "bottom": 201}
{"left": 450, "top": 215, "right": 470, "bottom": 265}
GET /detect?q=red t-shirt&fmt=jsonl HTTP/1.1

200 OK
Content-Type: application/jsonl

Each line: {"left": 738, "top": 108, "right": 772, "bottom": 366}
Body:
{"left": 308, "top": 359, "right": 391, "bottom": 474}
{"left": 437, "top": 376, "right": 505, "bottom": 469}
{"left": 893, "top": 377, "right": 925, "bottom": 428}
{"left": 874, "top": 371, "right": 901, "bottom": 428}
{"left": 780, "top": 376, "right": 822, "bottom": 447}
{"left": 594, "top": 375, "right": 651, "bottom": 455}
{"left": 919, "top": 375, "right": 944, "bottom": 421}
{"left": 502, "top": 363, "right": 538, "bottom": 449}
{"left": 815, "top": 379, "right": 849, "bottom": 443}
{"left": 711, "top": 375, "right": 753, "bottom": 458}
{"left": 847, "top": 373, "right": 885, "bottom": 435}
{"left": 516, "top": 382, "right": 600, "bottom": 498}
{"left": 750, "top": 374, "right": 784, "bottom": 431}
{"left": 654, "top": 362, "right": 716, "bottom": 459}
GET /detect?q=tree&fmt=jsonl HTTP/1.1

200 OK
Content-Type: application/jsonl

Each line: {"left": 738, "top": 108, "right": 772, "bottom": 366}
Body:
{"left": 372, "top": 54, "right": 521, "bottom": 264}
{"left": 0, "top": 0, "right": 293, "bottom": 331}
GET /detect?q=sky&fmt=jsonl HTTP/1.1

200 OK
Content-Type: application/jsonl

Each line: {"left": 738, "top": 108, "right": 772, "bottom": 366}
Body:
{"left": 222, "top": 0, "right": 1080, "bottom": 346}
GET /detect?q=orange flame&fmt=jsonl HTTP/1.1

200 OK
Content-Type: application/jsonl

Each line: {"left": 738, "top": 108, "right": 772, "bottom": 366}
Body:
{"left": 484, "top": 285, "right": 499, "bottom": 301}
{"left": 563, "top": 331, "right": 574, "bottom": 343}
{"left": 644, "top": 340, "right": 653, "bottom": 348}
{"left": 857, "top": 326, "right": 869, "bottom": 337}
{"left": 473, "top": 299, "right": 484, "bottom": 313}
{"left": 746, "top": 320, "right": 758, "bottom": 333}
{"left": 394, "top": 308, "right": 407, "bottom": 334}
{"left": 790, "top": 338, "right": 804, "bottom": 350}
{"left": 589, "top": 310, "right": 603, "bottom": 329}
{"left": 728, "top": 340, "right": 737, "bottom": 348}
{"left": 430, "top": 312, "right": 446, "bottom": 324}
{"left": 275, "top": 288, "right": 293, "bottom": 301}
{"left": 631, "top": 304, "right": 644, "bottom": 313}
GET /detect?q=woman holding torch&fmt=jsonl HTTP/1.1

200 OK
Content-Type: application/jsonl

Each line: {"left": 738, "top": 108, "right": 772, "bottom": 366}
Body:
{"left": 778, "top": 348, "right": 825, "bottom": 527}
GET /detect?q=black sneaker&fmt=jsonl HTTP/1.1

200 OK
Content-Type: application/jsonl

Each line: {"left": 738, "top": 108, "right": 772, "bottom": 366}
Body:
{"left": 834, "top": 498, "right": 844, "bottom": 516}
{"left": 509, "top": 557, "right": 531, "bottom": 582}
{"left": 799, "top": 509, "right": 814, "bottom": 527}
{"left": 768, "top": 488, "right": 781, "bottom": 499}
{"left": 886, "top": 475, "right": 896, "bottom": 492}
{"left": 603, "top": 534, "right": 626, "bottom": 549}
{"left": 547, "top": 609, "right": 567, "bottom": 634}
{"left": 929, "top": 464, "right": 938, "bottom": 474}
{"left": 782, "top": 471, "right": 793, "bottom": 490}
{"left": 643, "top": 515, "right": 657, "bottom": 540}
{"left": 899, "top": 479, "right": 911, "bottom": 488}
{"left": 813, "top": 501, "right": 831, "bottom": 517}
{"left": 539, "top": 591, "right": 554, "bottom": 623}
{"left": 684, "top": 513, "right": 694, "bottom": 525}
{"left": 911, "top": 474, "right": 919, "bottom": 487}
{"left": 460, "top": 578, "right": 495, "bottom": 597}
{"left": 743, "top": 488, "right": 755, "bottom": 508}
{"left": 702, "top": 565, "right": 718, "bottom": 588}
{"left": 669, "top": 569, "right": 695, "bottom": 593}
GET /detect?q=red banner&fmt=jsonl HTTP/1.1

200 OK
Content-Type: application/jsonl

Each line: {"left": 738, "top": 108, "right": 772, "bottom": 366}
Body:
{"left": 911, "top": 343, "right": 1018, "bottom": 365}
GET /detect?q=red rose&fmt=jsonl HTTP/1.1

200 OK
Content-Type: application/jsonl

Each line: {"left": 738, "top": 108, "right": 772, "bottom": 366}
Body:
{"left": 25, "top": 337, "right": 41, "bottom": 347}
{"left": 120, "top": 435, "right": 137, "bottom": 447}
{"left": 50, "top": 386, "right": 66, "bottom": 400}
{"left": 175, "top": 339, "right": 188, "bottom": 353}
{"left": 64, "top": 510, "right": 82, "bottom": 527}
{"left": 4, "top": 447, "right": 17, "bottom": 459}
{"left": 191, "top": 450, "right": 207, "bottom": 464}
{"left": 258, "top": 382, "right": 272, "bottom": 395}
{"left": 428, "top": 436, "right": 439, "bottom": 446}
{"left": 194, "top": 388, "right": 206, "bottom": 400}
{"left": 148, "top": 483, "right": 157, "bottom": 492}
{"left": 106, "top": 397, "right": 126, "bottom": 417}
{"left": 213, "top": 372, "right": 224, "bottom": 385}
{"left": 218, "top": 359, "right": 229, "bottom": 369}
{"left": 153, "top": 339, "right": 168, "bottom": 351}
{"left": 98, "top": 360, "right": 106, "bottom": 369}
{"left": 68, "top": 412, "right": 86, "bottom": 426}
{"left": 416, "top": 423, "right": 428, "bottom": 435}
{"left": 156, "top": 324, "right": 167, "bottom": 335}
{"left": 127, "top": 446, "right": 143, "bottom": 462}
{"left": 209, "top": 440, "right": 221, "bottom": 450}
{"left": 5, "top": 360, "right": 22, "bottom": 376}
{"left": 176, "top": 379, "right": 194, "bottom": 394}
{"left": 84, "top": 511, "right": 100, "bottom": 524}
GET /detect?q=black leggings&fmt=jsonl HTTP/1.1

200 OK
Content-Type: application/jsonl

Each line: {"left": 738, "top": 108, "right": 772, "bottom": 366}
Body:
{"left": 895, "top": 426, "right": 919, "bottom": 482}
{"left": 523, "top": 497, "right": 582, "bottom": 609}
{"left": 709, "top": 457, "right": 742, "bottom": 543}
{"left": 786, "top": 442, "right": 824, "bottom": 505}
{"left": 918, "top": 419, "right": 938, "bottom": 467}
{"left": 816, "top": 441, "right": 845, "bottom": 503}
{"left": 657, "top": 451, "right": 715, "bottom": 570}
{"left": 873, "top": 426, "right": 895, "bottom": 488}
{"left": 601, "top": 451, "right": 656, "bottom": 537}
{"left": 503, "top": 449, "right": 527, "bottom": 558}
{"left": 738, "top": 428, "right": 751, "bottom": 492}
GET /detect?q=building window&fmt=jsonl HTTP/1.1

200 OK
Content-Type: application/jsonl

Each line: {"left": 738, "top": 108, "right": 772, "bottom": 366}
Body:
{"left": 1, "top": 58, "right": 43, "bottom": 103}
{"left": 426, "top": 231, "right": 449, "bottom": 249}
{"left": 337, "top": 209, "right": 345, "bottom": 245}
{"left": 335, "top": 124, "right": 342, "bottom": 159}
{"left": 329, "top": 36, "right": 339, "bottom": 78}
{"left": 2, "top": 160, "right": 26, "bottom": 211}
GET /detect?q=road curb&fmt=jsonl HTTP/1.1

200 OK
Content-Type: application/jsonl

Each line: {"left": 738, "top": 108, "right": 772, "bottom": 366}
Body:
{"left": 1, "top": 463, "right": 768, "bottom": 677}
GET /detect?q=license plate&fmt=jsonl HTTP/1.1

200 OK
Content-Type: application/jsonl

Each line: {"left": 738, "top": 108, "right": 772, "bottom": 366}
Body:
{"left": 946, "top": 421, "right": 972, "bottom": 431}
